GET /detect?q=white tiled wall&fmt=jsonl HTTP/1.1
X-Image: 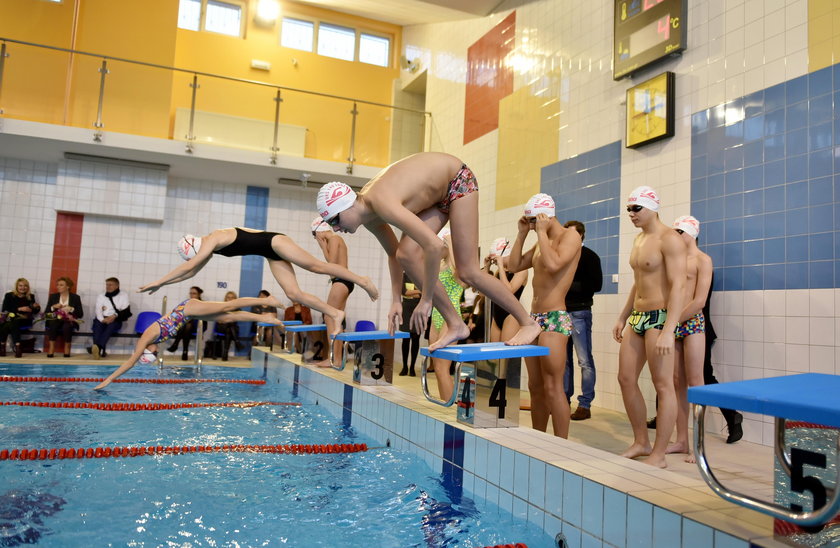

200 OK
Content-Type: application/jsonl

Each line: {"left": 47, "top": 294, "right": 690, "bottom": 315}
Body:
{"left": 0, "top": 156, "right": 391, "bottom": 354}
{"left": 403, "top": 0, "right": 816, "bottom": 445}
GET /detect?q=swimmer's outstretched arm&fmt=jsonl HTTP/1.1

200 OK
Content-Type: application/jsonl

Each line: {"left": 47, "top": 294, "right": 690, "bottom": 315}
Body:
{"left": 139, "top": 250, "right": 214, "bottom": 294}
{"left": 94, "top": 325, "right": 161, "bottom": 390}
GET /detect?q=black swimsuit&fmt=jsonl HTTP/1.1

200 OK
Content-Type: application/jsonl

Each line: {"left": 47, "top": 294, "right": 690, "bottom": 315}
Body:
{"left": 214, "top": 228, "right": 284, "bottom": 261}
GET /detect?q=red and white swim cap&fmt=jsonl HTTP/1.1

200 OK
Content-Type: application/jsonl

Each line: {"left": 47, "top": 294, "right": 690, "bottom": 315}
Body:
{"left": 627, "top": 186, "right": 660, "bottom": 212}
{"left": 177, "top": 235, "right": 202, "bottom": 261}
{"left": 311, "top": 216, "right": 330, "bottom": 234}
{"left": 491, "top": 237, "right": 511, "bottom": 257}
{"left": 317, "top": 182, "right": 357, "bottom": 222}
{"left": 524, "top": 193, "right": 555, "bottom": 217}
{"left": 138, "top": 349, "right": 157, "bottom": 365}
{"left": 672, "top": 215, "right": 700, "bottom": 238}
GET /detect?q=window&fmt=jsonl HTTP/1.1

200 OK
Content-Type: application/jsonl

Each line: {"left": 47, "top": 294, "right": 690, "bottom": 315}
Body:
{"left": 359, "top": 33, "right": 390, "bottom": 67}
{"left": 317, "top": 23, "right": 355, "bottom": 62}
{"left": 177, "top": 0, "right": 244, "bottom": 37}
{"left": 281, "top": 18, "right": 314, "bottom": 52}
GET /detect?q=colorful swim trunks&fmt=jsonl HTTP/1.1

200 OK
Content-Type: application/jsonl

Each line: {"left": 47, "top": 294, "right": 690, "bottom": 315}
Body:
{"left": 628, "top": 308, "right": 667, "bottom": 336}
{"left": 436, "top": 164, "right": 478, "bottom": 213}
{"left": 675, "top": 312, "right": 705, "bottom": 340}
{"left": 530, "top": 310, "right": 573, "bottom": 336}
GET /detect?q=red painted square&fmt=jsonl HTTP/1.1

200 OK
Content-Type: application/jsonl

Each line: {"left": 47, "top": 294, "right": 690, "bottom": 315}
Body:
{"left": 49, "top": 213, "right": 84, "bottom": 292}
{"left": 464, "top": 11, "right": 515, "bottom": 145}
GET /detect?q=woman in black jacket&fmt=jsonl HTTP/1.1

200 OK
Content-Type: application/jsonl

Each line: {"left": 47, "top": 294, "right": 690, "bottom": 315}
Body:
{"left": 45, "top": 277, "right": 84, "bottom": 357}
{"left": 1, "top": 278, "right": 41, "bottom": 358}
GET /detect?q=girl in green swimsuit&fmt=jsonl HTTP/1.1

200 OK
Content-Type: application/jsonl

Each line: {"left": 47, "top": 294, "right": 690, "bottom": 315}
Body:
{"left": 428, "top": 229, "right": 466, "bottom": 401}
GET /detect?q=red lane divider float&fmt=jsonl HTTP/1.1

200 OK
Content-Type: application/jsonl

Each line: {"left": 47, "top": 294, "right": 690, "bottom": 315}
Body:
{"left": 0, "top": 377, "right": 265, "bottom": 385}
{"left": 0, "top": 443, "right": 368, "bottom": 461}
{"left": 0, "top": 401, "right": 300, "bottom": 411}
{"left": 478, "top": 544, "right": 528, "bottom": 548}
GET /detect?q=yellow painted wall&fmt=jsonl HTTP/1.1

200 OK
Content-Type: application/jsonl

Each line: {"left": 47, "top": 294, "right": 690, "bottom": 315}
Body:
{"left": 0, "top": 0, "right": 75, "bottom": 123}
{"left": 809, "top": 0, "right": 840, "bottom": 71}
{"left": 495, "top": 86, "right": 560, "bottom": 211}
{"left": 171, "top": 1, "right": 401, "bottom": 166}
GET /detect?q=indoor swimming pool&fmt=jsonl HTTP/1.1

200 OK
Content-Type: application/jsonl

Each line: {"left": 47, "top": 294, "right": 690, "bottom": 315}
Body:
{"left": 0, "top": 362, "right": 551, "bottom": 547}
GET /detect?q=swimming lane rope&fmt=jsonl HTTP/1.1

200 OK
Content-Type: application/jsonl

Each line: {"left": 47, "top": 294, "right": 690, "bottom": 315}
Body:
{"left": 0, "top": 443, "right": 369, "bottom": 461}
{"left": 0, "top": 376, "right": 265, "bottom": 385}
{"left": 477, "top": 544, "right": 528, "bottom": 548}
{"left": 0, "top": 401, "right": 300, "bottom": 411}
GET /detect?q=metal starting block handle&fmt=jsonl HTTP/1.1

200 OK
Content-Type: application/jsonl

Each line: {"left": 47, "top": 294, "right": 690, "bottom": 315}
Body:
{"left": 329, "top": 330, "right": 409, "bottom": 371}
{"left": 689, "top": 373, "right": 840, "bottom": 526}
{"left": 284, "top": 324, "right": 326, "bottom": 354}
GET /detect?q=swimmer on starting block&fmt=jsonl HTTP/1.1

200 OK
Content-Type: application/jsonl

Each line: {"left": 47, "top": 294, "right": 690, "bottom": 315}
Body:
{"left": 316, "top": 152, "right": 541, "bottom": 351}
{"left": 94, "top": 295, "right": 285, "bottom": 390}
{"left": 138, "top": 227, "right": 379, "bottom": 339}
{"left": 311, "top": 217, "right": 354, "bottom": 367}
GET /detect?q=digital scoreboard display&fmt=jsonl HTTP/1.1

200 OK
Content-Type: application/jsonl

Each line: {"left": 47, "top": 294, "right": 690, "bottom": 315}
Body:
{"left": 614, "top": 0, "right": 686, "bottom": 80}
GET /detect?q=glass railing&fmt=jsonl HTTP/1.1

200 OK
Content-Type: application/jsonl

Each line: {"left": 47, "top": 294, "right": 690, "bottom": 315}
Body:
{"left": 0, "top": 37, "right": 430, "bottom": 173}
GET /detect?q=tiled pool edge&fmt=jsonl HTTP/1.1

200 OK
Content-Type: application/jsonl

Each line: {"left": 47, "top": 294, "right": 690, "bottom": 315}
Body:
{"left": 255, "top": 350, "right": 786, "bottom": 548}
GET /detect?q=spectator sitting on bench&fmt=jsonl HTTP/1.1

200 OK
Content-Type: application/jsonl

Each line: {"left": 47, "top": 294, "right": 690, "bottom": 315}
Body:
{"left": 45, "top": 276, "right": 84, "bottom": 358}
{"left": 215, "top": 291, "right": 244, "bottom": 361}
{"left": 251, "top": 289, "right": 280, "bottom": 347}
{"left": 1, "top": 278, "right": 41, "bottom": 358}
{"left": 284, "top": 301, "right": 312, "bottom": 351}
{"left": 89, "top": 277, "right": 131, "bottom": 359}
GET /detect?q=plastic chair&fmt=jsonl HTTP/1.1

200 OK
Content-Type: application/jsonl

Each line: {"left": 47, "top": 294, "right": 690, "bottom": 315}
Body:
{"left": 354, "top": 320, "right": 376, "bottom": 332}
{"left": 134, "top": 311, "right": 162, "bottom": 335}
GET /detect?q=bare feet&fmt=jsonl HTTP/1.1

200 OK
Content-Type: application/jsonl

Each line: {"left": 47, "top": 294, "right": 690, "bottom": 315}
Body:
{"left": 684, "top": 453, "right": 696, "bottom": 464}
{"left": 360, "top": 277, "right": 379, "bottom": 301}
{"left": 428, "top": 322, "right": 470, "bottom": 351}
{"left": 641, "top": 454, "right": 668, "bottom": 469}
{"left": 313, "top": 359, "right": 333, "bottom": 368}
{"left": 328, "top": 310, "right": 346, "bottom": 339}
{"left": 266, "top": 296, "right": 285, "bottom": 309}
{"left": 505, "top": 321, "right": 541, "bottom": 346}
{"left": 259, "top": 313, "right": 284, "bottom": 325}
{"left": 620, "top": 443, "right": 652, "bottom": 460}
{"left": 665, "top": 441, "right": 689, "bottom": 454}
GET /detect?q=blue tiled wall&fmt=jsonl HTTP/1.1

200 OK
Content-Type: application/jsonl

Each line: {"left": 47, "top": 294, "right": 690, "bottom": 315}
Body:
{"left": 541, "top": 141, "right": 621, "bottom": 294}
{"left": 690, "top": 64, "right": 837, "bottom": 290}
{"left": 240, "top": 186, "right": 270, "bottom": 298}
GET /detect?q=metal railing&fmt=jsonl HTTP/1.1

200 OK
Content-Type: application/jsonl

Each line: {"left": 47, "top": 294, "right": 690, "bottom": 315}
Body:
{"left": 0, "top": 36, "right": 431, "bottom": 172}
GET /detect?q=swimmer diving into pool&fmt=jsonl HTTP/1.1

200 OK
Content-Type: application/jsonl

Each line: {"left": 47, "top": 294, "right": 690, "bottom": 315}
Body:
{"left": 94, "top": 295, "right": 285, "bottom": 390}
{"left": 316, "top": 152, "right": 541, "bottom": 351}
{"left": 138, "top": 227, "right": 379, "bottom": 338}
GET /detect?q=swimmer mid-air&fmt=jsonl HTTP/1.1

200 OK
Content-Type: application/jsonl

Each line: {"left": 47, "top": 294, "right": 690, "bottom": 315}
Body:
{"left": 138, "top": 227, "right": 379, "bottom": 338}
{"left": 94, "top": 294, "right": 285, "bottom": 390}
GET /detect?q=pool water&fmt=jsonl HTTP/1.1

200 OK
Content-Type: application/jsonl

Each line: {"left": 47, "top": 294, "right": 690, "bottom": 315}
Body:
{"left": 0, "top": 364, "right": 552, "bottom": 547}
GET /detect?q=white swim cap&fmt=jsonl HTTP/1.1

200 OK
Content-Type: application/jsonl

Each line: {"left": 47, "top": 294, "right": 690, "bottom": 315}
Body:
{"left": 138, "top": 349, "right": 157, "bottom": 365}
{"left": 673, "top": 215, "right": 700, "bottom": 239}
{"left": 317, "top": 182, "right": 357, "bottom": 222}
{"left": 177, "top": 235, "right": 202, "bottom": 261}
{"left": 491, "top": 237, "right": 511, "bottom": 257}
{"left": 311, "top": 216, "right": 330, "bottom": 234}
{"left": 627, "top": 186, "right": 660, "bottom": 212}
{"left": 437, "top": 227, "right": 451, "bottom": 241}
{"left": 524, "top": 193, "right": 555, "bottom": 217}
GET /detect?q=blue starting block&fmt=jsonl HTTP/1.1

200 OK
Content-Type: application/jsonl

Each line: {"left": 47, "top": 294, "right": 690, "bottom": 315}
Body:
{"left": 255, "top": 320, "right": 300, "bottom": 351}
{"left": 332, "top": 330, "right": 409, "bottom": 385}
{"left": 420, "top": 342, "right": 548, "bottom": 428}
{"left": 689, "top": 373, "right": 840, "bottom": 527}
{"left": 285, "top": 324, "right": 327, "bottom": 358}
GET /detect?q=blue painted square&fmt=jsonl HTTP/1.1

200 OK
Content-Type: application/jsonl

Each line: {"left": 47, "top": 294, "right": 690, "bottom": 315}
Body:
{"left": 743, "top": 115, "right": 764, "bottom": 142}
{"left": 602, "top": 488, "right": 627, "bottom": 547}
{"left": 544, "top": 465, "right": 563, "bottom": 516}
{"left": 528, "top": 457, "right": 546, "bottom": 509}
{"left": 724, "top": 147, "right": 744, "bottom": 171}
{"left": 809, "top": 94, "right": 833, "bottom": 128}
{"left": 763, "top": 135, "right": 785, "bottom": 163}
{"left": 765, "top": 264, "right": 785, "bottom": 289}
{"left": 809, "top": 66, "right": 832, "bottom": 97}
{"left": 835, "top": 117, "right": 840, "bottom": 146}
{"left": 706, "top": 196, "right": 724, "bottom": 221}
{"left": 743, "top": 190, "right": 763, "bottom": 215}
{"left": 811, "top": 203, "right": 834, "bottom": 234}
{"left": 743, "top": 165, "right": 763, "bottom": 191}
{"left": 626, "top": 497, "right": 653, "bottom": 547}
{"left": 499, "top": 447, "right": 514, "bottom": 493}
{"left": 786, "top": 75, "right": 808, "bottom": 105}
{"left": 786, "top": 155, "right": 808, "bottom": 184}
{"left": 724, "top": 120, "right": 744, "bottom": 144}
{"left": 765, "top": 211, "right": 786, "bottom": 237}
{"left": 764, "top": 159, "right": 785, "bottom": 188}
{"left": 725, "top": 170, "right": 744, "bottom": 195}
{"left": 562, "top": 473, "right": 582, "bottom": 528}
{"left": 580, "top": 479, "right": 603, "bottom": 539}
{"left": 691, "top": 179, "right": 706, "bottom": 202}
{"left": 724, "top": 195, "right": 744, "bottom": 219}
{"left": 785, "top": 100, "right": 808, "bottom": 132}
{"left": 692, "top": 109, "right": 709, "bottom": 133}
{"left": 810, "top": 148, "right": 833, "bottom": 178}
{"left": 744, "top": 240, "right": 763, "bottom": 265}
{"left": 764, "top": 185, "right": 785, "bottom": 212}
{"left": 743, "top": 140, "right": 763, "bottom": 167}
{"left": 813, "top": 277, "right": 834, "bottom": 314}
{"left": 743, "top": 214, "right": 764, "bottom": 239}
{"left": 764, "top": 108, "right": 785, "bottom": 136}
{"left": 786, "top": 208, "right": 809, "bottom": 236}
{"left": 744, "top": 90, "right": 764, "bottom": 117}
{"left": 724, "top": 266, "right": 743, "bottom": 290}
{"left": 786, "top": 235, "right": 809, "bottom": 262}
{"left": 764, "top": 238, "right": 785, "bottom": 263}
{"left": 682, "top": 518, "right": 714, "bottom": 548}
{"left": 785, "top": 128, "right": 808, "bottom": 157}
{"left": 786, "top": 180, "right": 809, "bottom": 209}
{"left": 709, "top": 104, "right": 726, "bottom": 127}
{"left": 743, "top": 265, "right": 763, "bottom": 290}
{"left": 809, "top": 121, "right": 835, "bottom": 153}
{"left": 786, "top": 262, "right": 809, "bottom": 289}
{"left": 835, "top": 259, "right": 840, "bottom": 287}
{"left": 707, "top": 148, "right": 725, "bottom": 175}
{"left": 692, "top": 132, "right": 707, "bottom": 157}
{"left": 811, "top": 233, "right": 834, "bottom": 261}
{"left": 705, "top": 221, "right": 724, "bottom": 244}
{"left": 810, "top": 177, "right": 833, "bottom": 206}
{"left": 707, "top": 173, "right": 725, "bottom": 198}
{"left": 724, "top": 242, "right": 743, "bottom": 265}
{"left": 691, "top": 157, "right": 707, "bottom": 179}
{"left": 705, "top": 244, "right": 724, "bottom": 266}
{"left": 652, "top": 507, "right": 681, "bottom": 548}
{"left": 765, "top": 82, "right": 786, "bottom": 112}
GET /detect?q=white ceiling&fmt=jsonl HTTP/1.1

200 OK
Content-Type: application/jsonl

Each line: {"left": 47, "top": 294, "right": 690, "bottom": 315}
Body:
{"left": 289, "top": 0, "right": 505, "bottom": 26}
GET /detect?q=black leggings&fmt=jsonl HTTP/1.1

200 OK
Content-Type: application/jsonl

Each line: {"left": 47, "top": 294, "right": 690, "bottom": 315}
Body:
{"left": 401, "top": 332, "right": 420, "bottom": 371}
{"left": 46, "top": 320, "right": 77, "bottom": 342}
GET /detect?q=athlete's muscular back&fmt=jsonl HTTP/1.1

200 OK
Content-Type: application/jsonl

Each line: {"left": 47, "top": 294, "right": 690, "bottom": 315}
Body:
{"left": 360, "top": 152, "right": 464, "bottom": 216}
